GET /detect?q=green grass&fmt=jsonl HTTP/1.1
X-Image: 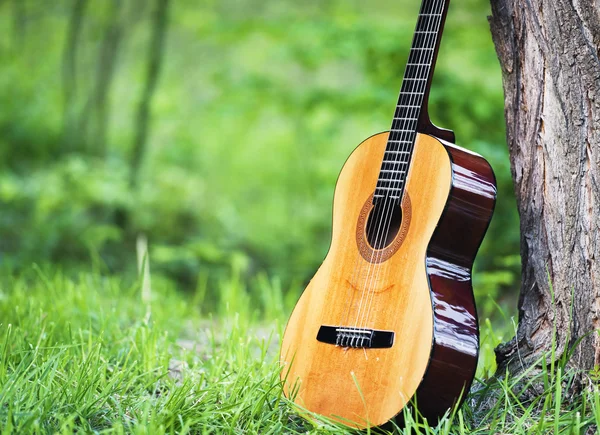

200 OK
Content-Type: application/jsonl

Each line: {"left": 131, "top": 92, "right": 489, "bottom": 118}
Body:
{"left": 1, "top": 267, "right": 598, "bottom": 434}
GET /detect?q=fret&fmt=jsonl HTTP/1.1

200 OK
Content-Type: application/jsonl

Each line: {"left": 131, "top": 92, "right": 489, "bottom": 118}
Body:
{"left": 392, "top": 117, "right": 418, "bottom": 122}
{"left": 397, "top": 93, "right": 424, "bottom": 101}
{"left": 420, "top": 13, "right": 442, "bottom": 16}
{"left": 396, "top": 102, "right": 423, "bottom": 110}
{"left": 406, "top": 61, "right": 432, "bottom": 68}
{"left": 375, "top": 186, "right": 402, "bottom": 192}
{"left": 414, "top": 31, "right": 437, "bottom": 34}
{"left": 406, "top": 58, "right": 433, "bottom": 68}
{"left": 379, "top": 171, "right": 407, "bottom": 178}
{"left": 400, "top": 80, "right": 428, "bottom": 93}
{"left": 381, "top": 160, "right": 409, "bottom": 166}
{"left": 378, "top": 177, "right": 405, "bottom": 182}
{"left": 379, "top": 169, "right": 407, "bottom": 175}
{"left": 381, "top": 158, "right": 410, "bottom": 165}
{"left": 378, "top": 174, "right": 405, "bottom": 182}
{"left": 395, "top": 110, "right": 421, "bottom": 118}
{"left": 373, "top": 193, "right": 401, "bottom": 201}
{"left": 399, "top": 92, "right": 423, "bottom": 99}
{"left": 376, "top": 185, "right": 403, "bottom": 191}
{"left": 397, "top": 92, "right": 424, "bottom": 99}
{"left": 385, "top": 150, "right": 411, "bottom": 155}
{"left": 410, "top": 48, "right": 435, "bottom": 52}
{"left": 380, "top": 166, "right": 408, "bottom": 173}
{"left": 389, "top": 128, "right": 415, "bottom": 133}
{"left": 380, "top": 170, "right": 406, "bottom": 174}
{"left": 385, "top": 149, "right": 412, "bottom": 156}
{"left": 397, "top": 100, "right": 424, "bottom": 107}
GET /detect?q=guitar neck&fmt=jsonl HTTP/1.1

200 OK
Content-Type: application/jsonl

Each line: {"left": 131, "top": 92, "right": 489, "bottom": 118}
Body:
{"left": 374, "top": 0, "right": 451, "bottom": 204}
{"left": 396, "top": 0, "right": 451, "bottom": 128}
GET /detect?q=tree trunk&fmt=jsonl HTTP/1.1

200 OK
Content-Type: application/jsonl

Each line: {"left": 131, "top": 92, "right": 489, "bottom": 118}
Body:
{"left": 78, "top": 0, "right": 123, "bottom": 156}
{"left": 489, "top": 1, "right": 600, "bottom": 373}
{"left": 62, "top": 0, "right": 89, "bottom": 151}
{"left": 129, "top": 0, "right": 170, "bottom": 188}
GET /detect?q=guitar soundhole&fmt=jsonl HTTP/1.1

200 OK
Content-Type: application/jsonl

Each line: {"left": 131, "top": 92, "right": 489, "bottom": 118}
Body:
{"left": 356, "top": 193, "right": 411, "bottom": 264}
{"left": 366, "top": 202, "right": 403, "bottom": 250}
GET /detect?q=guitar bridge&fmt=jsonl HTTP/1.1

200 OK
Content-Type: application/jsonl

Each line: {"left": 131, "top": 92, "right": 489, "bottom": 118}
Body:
{"left": 316, "top": 325, "right": 394, "bottom": 349}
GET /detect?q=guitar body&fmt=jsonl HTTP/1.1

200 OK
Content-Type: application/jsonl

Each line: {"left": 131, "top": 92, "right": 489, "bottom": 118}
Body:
{"left": 280, "top": 132, "right": 496, "bottom": 428}
{"left": 280, "top": 0, "right": 497, "bottom": 428}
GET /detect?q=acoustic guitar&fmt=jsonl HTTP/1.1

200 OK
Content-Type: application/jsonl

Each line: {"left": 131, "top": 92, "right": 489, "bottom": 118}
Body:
{"left": 280, "top": 0, "right": 496, "bottom": 429}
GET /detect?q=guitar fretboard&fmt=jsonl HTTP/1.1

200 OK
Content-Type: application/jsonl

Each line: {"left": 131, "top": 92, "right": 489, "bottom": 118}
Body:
{"left": 374, "top": 0, "right": 449, "bottom": 203}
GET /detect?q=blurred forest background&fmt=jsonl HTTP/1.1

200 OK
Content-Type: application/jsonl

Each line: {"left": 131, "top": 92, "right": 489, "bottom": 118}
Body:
{"left": 0, "top": 0, "right": 518, "bottom": 324}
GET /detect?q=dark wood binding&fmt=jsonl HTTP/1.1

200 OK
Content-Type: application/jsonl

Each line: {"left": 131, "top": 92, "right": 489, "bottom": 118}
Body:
{"left": 412, "top": 135, "right": 497, "bottom": 423}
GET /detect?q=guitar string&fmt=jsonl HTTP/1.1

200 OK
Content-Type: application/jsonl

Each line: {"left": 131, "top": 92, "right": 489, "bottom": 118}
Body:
{"left": 338, "top": 141, "right": 390, "bottom": 332}
{"left": 338, "top": 183, "right": 384, "bottom": 336}
{"left": 356, "top": 0, "right": 446, "bottom": 339}
{"left": 359, "top": 0, "right": 445, "bottom": 335}
{"left": 350, "top": 0, "right": 440, "bottom": 342}
{"left": 359, "top": 0, "right": 444, "bottom": 334}
{"left": 336, "top": 4, "right": 438, "bottom": 331}
{"left": 338, "top": 0, "right": 445, "bottom": 346}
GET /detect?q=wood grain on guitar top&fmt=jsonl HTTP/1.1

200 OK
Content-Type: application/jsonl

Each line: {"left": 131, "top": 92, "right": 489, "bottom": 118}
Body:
{"left": 280, "top": 132, "right": 453, "bottom": 428}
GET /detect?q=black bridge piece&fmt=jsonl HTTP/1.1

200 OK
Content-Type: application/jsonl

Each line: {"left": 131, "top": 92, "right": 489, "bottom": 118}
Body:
{"left": 316, "top": 325, "right": 395, "bottom": 349}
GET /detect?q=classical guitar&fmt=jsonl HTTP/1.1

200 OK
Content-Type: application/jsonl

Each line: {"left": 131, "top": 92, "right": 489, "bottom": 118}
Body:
{"left": 280, "top": 0, "right": 496, "bottom": 428}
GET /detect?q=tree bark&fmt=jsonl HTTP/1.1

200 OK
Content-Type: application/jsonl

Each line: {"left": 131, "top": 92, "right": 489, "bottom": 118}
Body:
{"left": 489, "top": 1, "right": 600, "bottom": 373}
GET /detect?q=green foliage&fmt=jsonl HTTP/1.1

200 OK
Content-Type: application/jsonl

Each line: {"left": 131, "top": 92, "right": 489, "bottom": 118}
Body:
{"left": 0, "top": 0, "right": 520, "bottom": 321}
{"left": 0, "top": 268, "right": 293, "bottom": 433}
{"left": 0, "top": 268, "right": 598, "bottom": 434}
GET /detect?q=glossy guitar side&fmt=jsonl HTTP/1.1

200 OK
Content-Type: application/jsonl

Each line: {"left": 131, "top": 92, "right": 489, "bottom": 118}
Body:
{"left": 280, "top": 132, "right": 496, "bottom": 428}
